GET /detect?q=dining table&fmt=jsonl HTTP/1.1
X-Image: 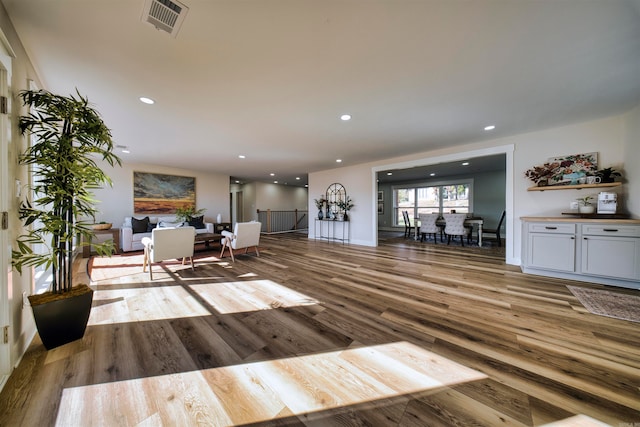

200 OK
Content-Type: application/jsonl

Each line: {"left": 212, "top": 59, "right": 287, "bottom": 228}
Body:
{"left": 414, "top": 216, "right": 485, "bottom": 246}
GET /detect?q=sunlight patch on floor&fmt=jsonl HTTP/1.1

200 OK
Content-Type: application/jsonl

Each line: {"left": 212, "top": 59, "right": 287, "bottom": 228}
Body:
{"left": 56, "top": 341, "right": 487, "bottom": 425}
{"left": 190, "top": 279, "right": 321, "bottom": 314}
{"left": 88, "top": 279, "right": 320, "bottom": 325}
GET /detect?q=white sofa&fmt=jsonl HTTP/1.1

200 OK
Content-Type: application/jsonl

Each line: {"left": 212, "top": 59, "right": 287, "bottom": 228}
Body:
{"left": 120, "top": 215, "right": 213, "bottom": 252}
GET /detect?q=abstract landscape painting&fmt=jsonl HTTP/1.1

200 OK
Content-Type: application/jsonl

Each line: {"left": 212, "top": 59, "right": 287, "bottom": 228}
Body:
{"left": 133, "top": 172, "right": 195, "bottom": 214}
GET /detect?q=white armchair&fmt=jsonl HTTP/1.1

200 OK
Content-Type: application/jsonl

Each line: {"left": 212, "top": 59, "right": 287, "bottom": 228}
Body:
{"left": 142, "top": 226, "right": 196, "bottom": 280}
{"left": 220, "top": 222, "right": 262, "bottom": 262}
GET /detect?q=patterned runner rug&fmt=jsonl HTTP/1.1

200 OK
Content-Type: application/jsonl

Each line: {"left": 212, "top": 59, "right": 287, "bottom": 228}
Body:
{"left": 568, "top": 285, "right": 640, "bottom": 323}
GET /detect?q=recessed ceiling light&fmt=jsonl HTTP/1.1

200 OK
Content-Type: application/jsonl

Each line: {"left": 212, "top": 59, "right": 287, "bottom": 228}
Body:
{"left": 296, "top": 177, "right": 300, "bottom": 180}
{"left": 270, "top": 173, "right": 275, "bottom": 176}
{"left": 387, "top": 172, "right": 393, "bottom": 176}
{"left": 462, "top": 162, "right": 470, "bottom": 166}
{"left": 122, "top": 149, "right": 130, "bottom": 154}
{"left": 238, "top": 155, "right": 246, "bottom": 159}
{"left": 484, "top": 125, "right": 496, "bottom": 131}
{"left": 235, "top": 180, "right": 240, "bottom": 183}
{"left": 139, "top": 97, "right": 155, "bottom": 105}
{"left": 340, "top": 114, "right": 351, "bottom": 121}
{"left": 336, "top": 159, "right": 342, "bottom": 163}
{"left": 305, "top": 184, "right": 308, "bottom": 187}
{"left": 274, "top": 180, "right": 278, "bottom": 184}
{"left": 430, "top": 173, "right": 436, "bottom": 176}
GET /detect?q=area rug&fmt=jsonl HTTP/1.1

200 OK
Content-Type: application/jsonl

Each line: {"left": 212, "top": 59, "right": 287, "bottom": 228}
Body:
{"left": 567, "top": 285, "right": 640, "bottom": 323}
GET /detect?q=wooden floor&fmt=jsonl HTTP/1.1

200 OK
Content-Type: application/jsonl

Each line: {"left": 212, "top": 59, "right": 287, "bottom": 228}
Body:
{"left": 1, "top": 232, "right": 638, "bottom": 426}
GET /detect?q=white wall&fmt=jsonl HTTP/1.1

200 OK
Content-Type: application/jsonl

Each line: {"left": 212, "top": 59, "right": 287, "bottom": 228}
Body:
{"left": 623, "top": 104, "right": 640, "bottom": 218}
{"left": 232, "top": 182, "right": 308, "bottom": 223}
{"left": 309, "top": 112, "right": 638, "bottom": 265}
{"left": 255, "top": 183, "right": 308, "bottom": 211}
{"left": 93, "top": 161, "right": 230, "bottom": 225}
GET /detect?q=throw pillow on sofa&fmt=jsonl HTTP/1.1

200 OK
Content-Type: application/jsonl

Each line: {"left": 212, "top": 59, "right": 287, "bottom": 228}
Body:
{"left": 158, "top": 220, "right": 183, "bottom": 228}
{"left": 131, "top": 216, "right": 150, "bottom": 234}
{"left": 188, "top": 215, "right": 205, "bottom": 229}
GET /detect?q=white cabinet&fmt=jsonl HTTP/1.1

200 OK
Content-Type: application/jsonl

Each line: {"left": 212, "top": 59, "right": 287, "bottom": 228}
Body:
{"left": 522, "top": 218, "right": 640, "bottom": 289}
{"left": 526, "top": 223, "right": 576, "bottom": 272}
{"left": 580, "top": 225, "right": 640, "bottom": 281}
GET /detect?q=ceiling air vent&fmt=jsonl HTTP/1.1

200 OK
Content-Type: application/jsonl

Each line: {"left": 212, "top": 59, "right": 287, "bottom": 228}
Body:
{"left": 141, "top": 0, "right": 189, "bottom": 38}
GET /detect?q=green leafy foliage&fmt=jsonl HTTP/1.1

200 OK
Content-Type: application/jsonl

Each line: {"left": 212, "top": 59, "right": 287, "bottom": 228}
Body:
{"left": 12, "top": 89, "right": 122, "bottom": 293}
{"left": 174, "top": 205, "right": 206, "bottom": 222}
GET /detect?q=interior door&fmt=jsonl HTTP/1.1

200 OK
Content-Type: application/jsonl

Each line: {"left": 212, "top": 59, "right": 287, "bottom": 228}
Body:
{"left": 236, "top": 191, "right": 243, "bottom": 222}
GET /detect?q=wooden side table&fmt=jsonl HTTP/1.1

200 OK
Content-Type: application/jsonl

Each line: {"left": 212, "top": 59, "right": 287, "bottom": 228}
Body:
{"left": 83, "top": 228, "right": 120, "bottom": 258}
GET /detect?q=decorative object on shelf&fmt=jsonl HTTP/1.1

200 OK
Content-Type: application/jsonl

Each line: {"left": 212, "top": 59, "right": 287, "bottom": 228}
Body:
{"left": 577, "top": 196, "right": 595, "bottom": 214}
{"left": 325, "top": 183, "right": 346, "bottom": 221}
{"left": 12, "top": 89, "right": 121, "bottom": 350}
{"left": 595, "top": 167, "right": 622, "bottom": 183}
{"left": 216, "top": 213, "right": 222, "bottom": 223}
{"left": 337, "top": 196, "right": 354, "bottom": 221}
{"left": 586, "top": 175, "right": 601, "bottom": 184}
{"left": 525, "top": 152, "right": 598, "bottom": 186}
{"left": 314, "top": 196, "right": 326, "bottom": 220}
{"left": 92, "top": 222, "right": 112, "bottom": 230}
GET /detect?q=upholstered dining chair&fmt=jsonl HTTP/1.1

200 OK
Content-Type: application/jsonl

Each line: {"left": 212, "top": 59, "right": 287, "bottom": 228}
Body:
{"left": 442, "top": 213, "right": 471, "bottom": 246}
{"left": 418, "top": 213, "right": 439, "bottom": 243}
{"left": 482, "top": 210, "right": 506, "bottom": 247}
{"left": 220, "top": 221, "right": 262, "bottom": 262}
{"left": 142, "top": 226, "right": 196, "bottom": 280}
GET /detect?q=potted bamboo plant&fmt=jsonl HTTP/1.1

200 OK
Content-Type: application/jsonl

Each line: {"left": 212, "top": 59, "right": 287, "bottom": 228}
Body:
{"left": 12, "top": 89, "right": 121, "bottom": 350}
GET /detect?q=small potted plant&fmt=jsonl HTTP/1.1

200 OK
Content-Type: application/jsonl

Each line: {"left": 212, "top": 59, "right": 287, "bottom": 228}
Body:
{"left": 175, "top": 204, "right": 206, "bottom": 223}
{"left": 336, "top": 196, "right": 355, "bottom": 221}
{"left": 577, "top": 196, "right": 595, "bottom": 214}
{"left": 595, "top": 167, "right": 622, "bottom": 183}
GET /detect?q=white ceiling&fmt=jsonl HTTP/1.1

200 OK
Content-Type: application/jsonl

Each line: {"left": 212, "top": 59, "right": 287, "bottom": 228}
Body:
{"left": 3, "top": 0, "right": 640, "bottom": 187}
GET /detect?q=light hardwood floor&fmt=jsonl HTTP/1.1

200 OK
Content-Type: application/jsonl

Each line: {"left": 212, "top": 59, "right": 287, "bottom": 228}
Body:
{"left": 0, "top": 232, "right": 638, "bottom": 426}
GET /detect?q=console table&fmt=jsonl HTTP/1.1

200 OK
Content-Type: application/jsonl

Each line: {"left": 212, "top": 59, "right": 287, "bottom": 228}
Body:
{"left": 314, "top": 219, "right": 350, "bottom": 244}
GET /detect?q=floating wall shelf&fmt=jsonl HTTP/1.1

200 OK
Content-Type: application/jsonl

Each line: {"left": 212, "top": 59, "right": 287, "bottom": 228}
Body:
{"left": 527, "top": 182, "right": 621, "bottom": 192}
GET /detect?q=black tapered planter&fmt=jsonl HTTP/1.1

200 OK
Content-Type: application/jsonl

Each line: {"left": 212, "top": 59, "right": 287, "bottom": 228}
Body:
{"left": 29, "top": 285, "right": 94, "bottom": 350}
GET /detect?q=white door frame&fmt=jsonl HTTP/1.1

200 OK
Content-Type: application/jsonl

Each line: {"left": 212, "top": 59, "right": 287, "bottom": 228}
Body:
{"left": 0, "top": 33, "right": 13, "bottom": 390}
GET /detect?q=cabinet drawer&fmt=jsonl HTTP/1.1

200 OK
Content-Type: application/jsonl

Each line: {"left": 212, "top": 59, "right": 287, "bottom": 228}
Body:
{"left": 528, "top": 223, "right": 575, "bottom": 234}
{"left": 581, "top": 224, "right": 640, "bottom": 237}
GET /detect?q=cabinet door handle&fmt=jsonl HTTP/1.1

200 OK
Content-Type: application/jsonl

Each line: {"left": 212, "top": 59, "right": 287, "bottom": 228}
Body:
{"left": 602, "top": 229, "right": 618, "bottom": 232}
{"left": 583, "top": 237, "right": 587, "bottom": 240}
{"left": 571, "top": 237, "right": 575, "bottom": 240}
{"left": 545, "top": 226, "right": 557, "bottom": 230}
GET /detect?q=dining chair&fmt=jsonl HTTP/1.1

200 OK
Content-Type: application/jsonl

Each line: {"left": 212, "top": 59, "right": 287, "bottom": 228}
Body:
{"left": 442, "top": 213, "right": 471, "bottom": 246}
{"left": 402, "top": 210, "right": 413, "bottom": 238}
{"left": 418, "top": 213, "right": 439, "bottom": 243}
{"left": 482, "top": 210, "right": 506, "bottom": 247}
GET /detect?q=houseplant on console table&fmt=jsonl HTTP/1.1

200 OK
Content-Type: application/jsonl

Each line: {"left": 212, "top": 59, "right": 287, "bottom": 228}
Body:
{"left": 12, "top": 89, "right": 121, "bottom": 350}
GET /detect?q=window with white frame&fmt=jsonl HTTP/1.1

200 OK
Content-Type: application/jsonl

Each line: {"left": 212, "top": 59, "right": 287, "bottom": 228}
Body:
{"left": 393, "top": 180, "right": 472, "bottom": 226}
